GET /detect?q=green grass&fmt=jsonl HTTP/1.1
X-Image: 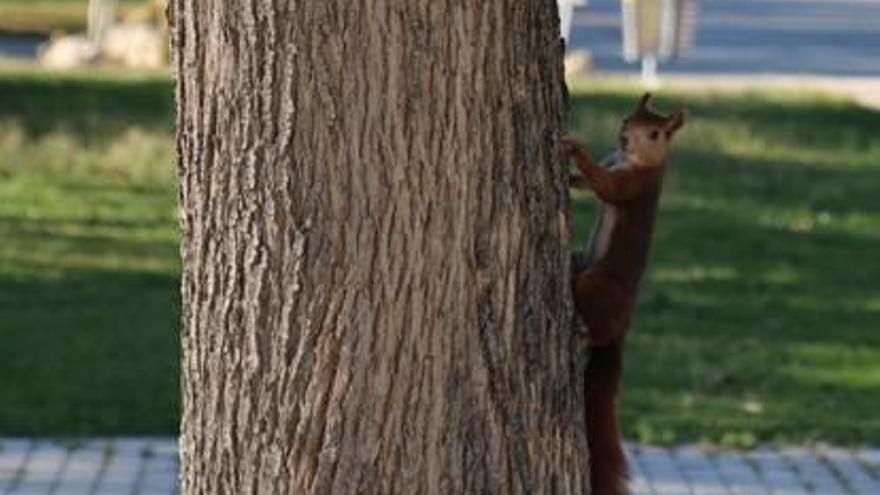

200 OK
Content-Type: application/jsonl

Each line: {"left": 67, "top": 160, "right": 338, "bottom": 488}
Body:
{"left": 0, "top": 68, "right": 178, "bottom": 435}
{"left": 567, "top": 81, "right": 880, "bottom": 447}
{"left": 1, "top": 69, "right": 878, "bottom": 446}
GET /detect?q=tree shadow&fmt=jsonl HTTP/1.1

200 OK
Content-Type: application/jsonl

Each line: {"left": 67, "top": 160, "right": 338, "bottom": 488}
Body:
{"left": 0, "top": 75, "right": 173, "bottom": 142}
{"left": 1, "top": 195, "right": 180, "bottom": 436}
{"left": 569, "top": 88, "right": 880, "bottom": 153}
{"left": 0, "top": 267, "right": 180, "bottom": 436}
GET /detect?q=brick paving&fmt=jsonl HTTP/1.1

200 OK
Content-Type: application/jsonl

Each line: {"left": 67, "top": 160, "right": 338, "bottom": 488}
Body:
{"left": 0, "top": 438, "right": 878, "bottom": 494}
{"left": 623, "top": 444, "right": 880, "bottom": 495}
{"left": 0, "top": 439, "right": 178, "bottom": 495}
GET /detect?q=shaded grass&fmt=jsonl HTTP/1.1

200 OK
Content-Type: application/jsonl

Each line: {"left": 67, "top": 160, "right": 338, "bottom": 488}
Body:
{"left": 568, "top": 82, "right": 880, "bottom": 446}
{"left": 1, "top": 69, "right": 878, "bottom": 446}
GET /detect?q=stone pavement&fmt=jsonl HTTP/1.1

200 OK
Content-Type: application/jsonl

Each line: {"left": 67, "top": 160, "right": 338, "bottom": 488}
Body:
{"left": 1, "top": 438, "right": 878, "bottom": 494}
{"left": 0, "top": 438, "right": 177, "bottom": 495}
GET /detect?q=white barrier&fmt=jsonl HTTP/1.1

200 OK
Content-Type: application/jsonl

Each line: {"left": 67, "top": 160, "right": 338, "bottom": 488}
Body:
{"left": 558, "top": 0, "right": 587, "bottom": 43}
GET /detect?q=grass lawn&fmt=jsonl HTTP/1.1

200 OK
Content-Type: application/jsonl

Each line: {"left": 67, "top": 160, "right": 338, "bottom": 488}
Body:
{"left": 0, "top": 68, "right": 178, "bottom": 435}
{"left": 1, "top": 69, "right": 878, "bottom": 446}
{"left": 568, "top": 82, "right": 880, "bottom": 447}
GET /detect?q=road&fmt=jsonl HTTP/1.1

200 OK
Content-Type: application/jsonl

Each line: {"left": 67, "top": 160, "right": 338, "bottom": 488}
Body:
{"left": 0, "top": 34, "right": 43, "bottom": 61}
{"left": 570, "top": 0, "right": 880, "bottom": 77}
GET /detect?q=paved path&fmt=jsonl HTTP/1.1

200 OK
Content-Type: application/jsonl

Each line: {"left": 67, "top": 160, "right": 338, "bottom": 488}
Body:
{"left": 0, "top": 438, "right": 178, "bottom": 495}
{"left": 1, "top": 438, "right": 879, "bottom": 494}
{"left": 571, "top": 0, "right": 880, "bottom": 77}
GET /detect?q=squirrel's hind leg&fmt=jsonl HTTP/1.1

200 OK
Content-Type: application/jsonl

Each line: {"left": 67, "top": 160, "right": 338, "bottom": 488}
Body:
{"left": 572, "top": 273, "right": 630, "bottom": 347}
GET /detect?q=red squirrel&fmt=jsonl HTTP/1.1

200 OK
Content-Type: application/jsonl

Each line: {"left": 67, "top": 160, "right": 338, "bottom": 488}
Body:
{"left": 563, "top": 93, "right": 684, "bottom": 495}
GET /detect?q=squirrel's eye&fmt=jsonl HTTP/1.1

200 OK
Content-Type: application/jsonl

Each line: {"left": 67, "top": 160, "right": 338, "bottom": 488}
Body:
{"left": 649, "top": 130, "right": 660, "bottom": 140}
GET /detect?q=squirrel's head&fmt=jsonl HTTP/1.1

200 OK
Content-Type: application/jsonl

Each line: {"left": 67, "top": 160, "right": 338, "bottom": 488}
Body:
{"left": 618, "top": 93, "right": 685, "bottom": 167}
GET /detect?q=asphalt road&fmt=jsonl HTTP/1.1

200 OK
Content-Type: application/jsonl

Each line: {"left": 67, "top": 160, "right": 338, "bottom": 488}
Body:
{"left": 570, "top": 0, "right": 880, "bottom": 77}
{"left": 0, "top": 34, "right": 44, "bottom": 60}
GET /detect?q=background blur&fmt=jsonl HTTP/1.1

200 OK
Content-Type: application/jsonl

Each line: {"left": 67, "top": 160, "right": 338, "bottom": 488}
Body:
{"left": 1, "top": 0, "right": 878, "bottom": 450}
{"left": 572, "top": 0, "right": 880, "bottom": 77}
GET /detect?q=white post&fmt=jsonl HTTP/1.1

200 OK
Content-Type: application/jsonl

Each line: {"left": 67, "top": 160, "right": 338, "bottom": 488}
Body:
{"left": 558, "top": 0, "right": 587, "bottom": 44}
{"left": 641, "top": 54, "right": 659, "bottom": 88}
{"left": 87, "top": 0, "right": 117, "bottom": 45}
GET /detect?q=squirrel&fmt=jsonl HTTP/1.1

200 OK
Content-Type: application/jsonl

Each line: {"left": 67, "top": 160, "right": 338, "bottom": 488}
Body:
{"left": 563, "top": 93, "right": 684, "bottom": 495}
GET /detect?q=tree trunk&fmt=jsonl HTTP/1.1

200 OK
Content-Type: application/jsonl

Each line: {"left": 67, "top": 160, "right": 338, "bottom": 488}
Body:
{"left": 170, "top": 1, "right": 589, "bottom": 493}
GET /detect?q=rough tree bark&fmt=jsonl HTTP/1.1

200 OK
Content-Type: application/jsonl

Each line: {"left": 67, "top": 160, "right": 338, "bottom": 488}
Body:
{"left": 171, "top": 1, "right": 589, "bottom": 493}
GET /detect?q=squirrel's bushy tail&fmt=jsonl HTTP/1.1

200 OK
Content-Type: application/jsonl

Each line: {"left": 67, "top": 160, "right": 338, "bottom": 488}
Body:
{"left": 586, "top": 343, "right": 627, "bottom": 495}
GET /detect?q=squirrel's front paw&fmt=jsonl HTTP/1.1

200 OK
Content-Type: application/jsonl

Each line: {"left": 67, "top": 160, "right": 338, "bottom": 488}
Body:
{"left": 560, "top": 136, "right": 579, "bottom": 156}
{"left": 561, "top": 136, "right": 590, "bottom": 161}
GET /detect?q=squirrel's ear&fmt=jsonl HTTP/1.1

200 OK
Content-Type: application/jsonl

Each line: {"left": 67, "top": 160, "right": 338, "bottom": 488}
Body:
{"left": 637, "top": 92, "right": 653, "bottom": 111}
{"left": 665, "top": 109, "right": 686, "bottom": 137}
